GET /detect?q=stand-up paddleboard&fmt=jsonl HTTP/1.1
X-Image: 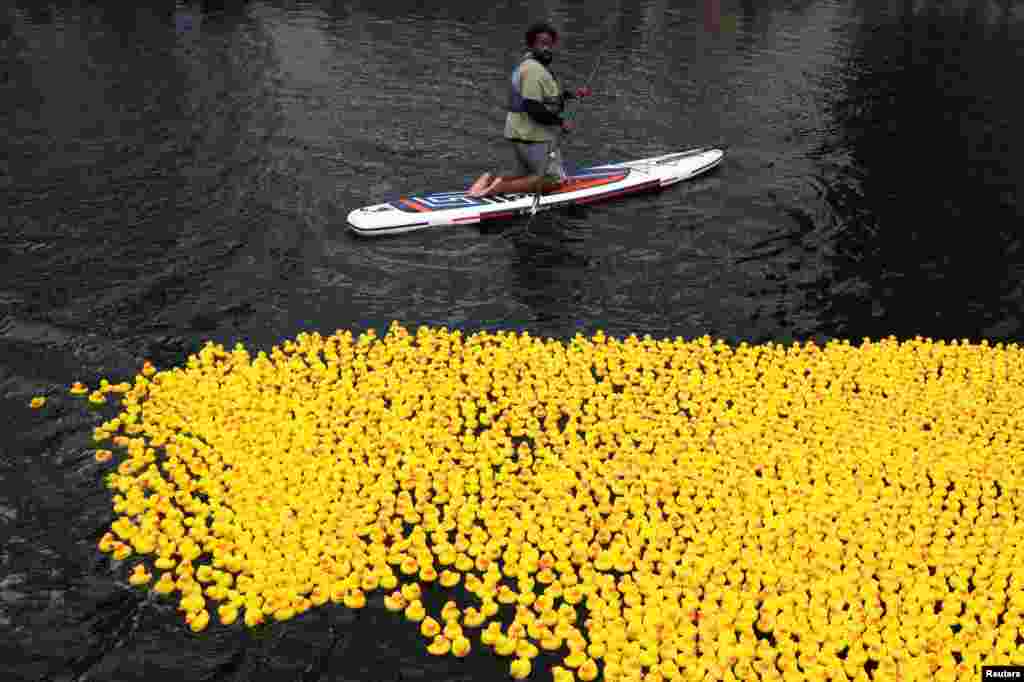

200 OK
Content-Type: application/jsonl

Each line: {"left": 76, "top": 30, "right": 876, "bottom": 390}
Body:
{"left": 347, "top": 146, "right": 724, "bottom": 236}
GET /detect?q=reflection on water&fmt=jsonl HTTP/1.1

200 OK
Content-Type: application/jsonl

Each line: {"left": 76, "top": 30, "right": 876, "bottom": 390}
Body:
{"left": 2, "top": 0, "right": 1022, "bottom": 680}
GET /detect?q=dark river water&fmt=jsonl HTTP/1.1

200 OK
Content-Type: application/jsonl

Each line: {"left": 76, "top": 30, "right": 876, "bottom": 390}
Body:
{"left": 3, "top": 0, "right": 1023, "bottom": 680}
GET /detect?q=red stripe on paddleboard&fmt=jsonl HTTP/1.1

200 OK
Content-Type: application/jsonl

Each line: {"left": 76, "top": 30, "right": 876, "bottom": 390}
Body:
{"left": 452, "top": 215, "right": 480, "bottom": 223}
{"left": 574, "top": 180, "right": 662, "bottom": 205}
{"left": 550, "top": 172, "right": 628, "bottom": 195}
{"left": 399, "top": 197, "right": 432, "bottom": 212}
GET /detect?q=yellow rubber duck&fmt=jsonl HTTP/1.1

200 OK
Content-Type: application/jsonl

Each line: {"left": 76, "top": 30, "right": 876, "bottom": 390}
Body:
{"left": 205, "top": 584, "right": 227, "bottom": 601}
{"left": 462, "top": 607, "right": 485, "bottom": 628}
{"left": 426, "top": 635, "right": 451, "bottom": 656}
{"left": 451, "top": 635, "right": 471, "bottom": 657}
{"left": 379, "top": 571, "right": 398, "bottom": 590}
{"left": 186, "top": 608, "right": 210, "bottom": 632}
{"left": 440, "top": 600, "right": 460, "bottom": 621}
{"left": 179, "top": 592, "right": 205, "bottom": 614}
{"left": 310, "top": 586, "right": 329, "bottom": 607}
{"left": 343, "top": 588, "right": 366, "bottom": 609}
{"left": 439, "top": 570, "right": 460, "bottom": 587}
{"left": 401, "top": 583, "right": 422, "bottom": 602}
{"left": 404, "top": 599, "right": 426, "bottom": 622}
{"left": 384, "top": 591, "right": 406, "bottom": 612}
{"left": 361, "top": 571, "right": 380, "bottom": 591}
{"left": 564, "top": 650, "right": 587, "bottom": 668}
{"left": 437, "top": 547, "right": 457, "bottom": 565}
{"left": 70, "top": 381, "right": 89, "bottom": 395}
{"left": 481, "top": 623, "right": 502, "bottom": 646}
{"left": 420, "top": 616, "right": 441, "bottom": 638}
{"left": 551, "top": 666, "right": 575, "bottom": 682}
{"left": 540, "top": 632, "right": 563, "bottom": 651}
{"left": 129, "top": 565, "right": 152, "bottom": 586}
{"left": 218, "top": 603, "right": 239, "bottom": 625}
{"left": 273, "top": 604, "right": 296, "bottom": 621}
{"left": 509, "top": 657, "right": 531, "bottom": 680}
{"left": 154, "top": 573, "right": 176, "bottom": 595}
{"left": 494, "top": 635, "right": 517, "bottom": 657}
{"left": 577, "top": 658, "right": 599, "bottom": 681}
{"left": 443, "top": 621, "right": 463, "bottom": 641}
{"left": 516, "top": 640, "right": 540, "bottom": 659}
{"left": 497, "top": 585, "right": 518, "bottom": 604}
{"left": 243, "top": 605, "right": 264, "bottom": 627}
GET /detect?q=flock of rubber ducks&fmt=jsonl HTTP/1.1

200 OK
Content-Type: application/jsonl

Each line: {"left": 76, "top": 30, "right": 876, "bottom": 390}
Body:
{"left": 56, "top": 323, "right": 1024, "bottom": 681}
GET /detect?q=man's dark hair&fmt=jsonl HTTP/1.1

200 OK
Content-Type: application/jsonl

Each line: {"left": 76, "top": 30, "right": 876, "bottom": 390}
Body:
{"left": 525, "top": 21, "right": 559, "bottom": 47}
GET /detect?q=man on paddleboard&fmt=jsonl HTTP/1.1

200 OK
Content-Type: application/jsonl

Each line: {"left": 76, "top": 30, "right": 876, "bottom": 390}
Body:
{"left": 467, "top": 22, "right": 592, "bottom": 198}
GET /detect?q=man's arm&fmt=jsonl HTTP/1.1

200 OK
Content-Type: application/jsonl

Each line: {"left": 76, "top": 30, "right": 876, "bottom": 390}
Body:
{"left": 523, "top": 99, "right": 562, "bottom": 125}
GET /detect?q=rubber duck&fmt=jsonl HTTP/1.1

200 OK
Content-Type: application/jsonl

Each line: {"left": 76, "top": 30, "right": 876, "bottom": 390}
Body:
{"left": 439, "top": 570, "right": 460, "bottom": 587}
{"left": 154, "top": 573, "right": 176, "bottom": 595}
{"left": 497, "top": 585, "right": 518, "bottom": 604}
{"left": 451, "top": 635, "right": 471, "bottom": 657}
{"left": 379, "top": 571, "right": 398, "bottom": 590}
{"left": 310, "top": 586, "right": 329, "bottom": 606}
{"left": 179, "top": 592, "right": 205, "bottom": 613}
{"left": 420, "top": 616, "right": 441, "bottom": 638}
{"left": 344, "top": 589, "right": 366, "bottom": 609}
{"left": 510, "top": 657, "right": 531, "bottom": 679}
{"left": 481, "top": 622, "right": 502, "bottom": 646}
{"left": 186, "top": 608, "right": 210, "bottom": 632}
{"left": 564, "top": 650, "right": 587, "bottom": 668}
{"left": 401, "top": 583, "right": 422, "bottom": 602}
{"left": 205, "top": 584, "right": 226, "bottom": 601}
{"left": 384, "top": 591, "right": 406, "bottom": 612}
{"left": 551, "top": 666, "right": 574, "bottom": 682}
{"left": 462, "top": 607, "right": 485, "bottom": 628}
{"left": 218, "top": 603, "right": 239, "bottom": 625}
{"left": 243, "top": 605, "right": 264, "bottom": 627}
{"left": 494, "top": 635, "right": 517, "bottom": 657}
{"left": 361, "top": 571, "right": 380, "bottom": 591}
{"left": 516, "top": 640, "right": 540, "bottom": 659}
{"left": 440, "top": 600, "right": 460, "bottom": 621}
{"left": 426, "top": 635, "right": 451, "bottom": 655}
{"left": 126, "top": 561, "right": 150, "bottom": 585}
{"left": 70, "top": 382, "right": 88, "bottom": 395}
{"left": 272, "top": 604, "right": 296, "bottom": 621}
{"left": 404, "top": 599, "right": 426, "bottom": 622}
{"left": 577, "top": 659, "right": 598, "bottom": 681}
{"left": 437, "top": 547, "right": 457, "bottom": 565}
{"left": 443, "top": 621, "right": 463, "bottom": 641}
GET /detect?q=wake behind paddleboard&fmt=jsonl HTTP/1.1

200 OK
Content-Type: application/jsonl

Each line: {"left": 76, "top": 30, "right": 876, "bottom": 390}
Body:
{"left": 347, "top": 146, "right": 724, "bottom": 236}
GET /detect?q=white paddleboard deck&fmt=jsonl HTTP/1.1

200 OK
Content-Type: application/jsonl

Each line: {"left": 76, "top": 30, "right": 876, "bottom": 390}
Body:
{"left": 347, "top": 146, "right": 724, "bottom": 236}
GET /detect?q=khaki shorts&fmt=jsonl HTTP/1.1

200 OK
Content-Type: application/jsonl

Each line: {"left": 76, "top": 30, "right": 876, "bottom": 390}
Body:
{"left": 510, "top": 140, "right": 566, "bottom": 184}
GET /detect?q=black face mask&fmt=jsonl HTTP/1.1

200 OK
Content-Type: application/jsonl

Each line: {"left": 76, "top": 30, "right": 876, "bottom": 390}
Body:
{"left": 531, "top": 47, "right": 553, "bottom": 65}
